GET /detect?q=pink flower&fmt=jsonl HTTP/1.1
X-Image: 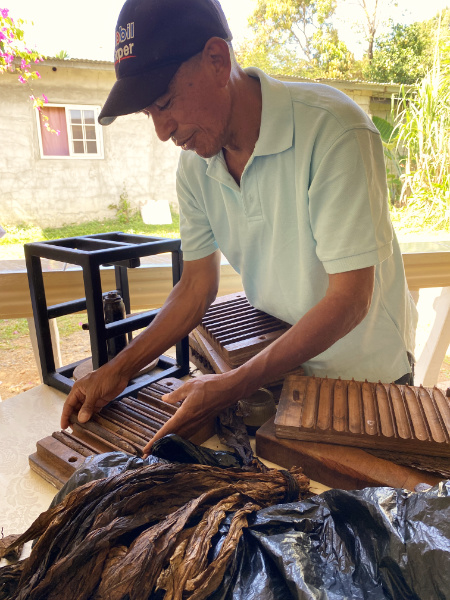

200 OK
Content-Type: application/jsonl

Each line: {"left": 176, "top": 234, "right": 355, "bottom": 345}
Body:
{"left": 35, "top": 71, "right": 40, "bottom": 78}
{"left": 21, "top": 58, "right": 27, "bottom": 69}
{"left": 18, "top": 75, "right": 26, "bottom": 84}
{"left": 1, "top": 8, "right": 9, "bottom": 18}
{"left": 56, "top": 129, "right": 61, "bottom": 136}
{"left": 42, "top": 94, "right": 48, "bottom": 103}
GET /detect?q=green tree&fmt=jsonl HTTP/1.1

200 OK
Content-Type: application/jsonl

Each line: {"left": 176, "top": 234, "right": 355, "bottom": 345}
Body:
{"left": 350, "top": 0, "right": 398, "bottom": 61}
{"left": 236, "top": 0, "right": 356, "bottom": 79}
{"left": 365, "top": 21, "right": 433, "bottom": 83}
{"left": 374, "top": 36, "right": 450, "bottom": 231}
{"left": 365, "top": 9, "right": 450, "bottom": 84}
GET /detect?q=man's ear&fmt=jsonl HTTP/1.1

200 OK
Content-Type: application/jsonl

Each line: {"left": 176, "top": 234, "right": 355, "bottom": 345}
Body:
{"left": 201, "top": 37, "right": 231, "bottom": 87}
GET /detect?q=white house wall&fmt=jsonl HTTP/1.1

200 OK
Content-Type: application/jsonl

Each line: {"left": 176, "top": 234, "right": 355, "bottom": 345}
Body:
{"left": 1, "top": 60, "right": 396, "bottom": 229}
{"left": 0, "top": 60, "right": 180, "bottom": 228}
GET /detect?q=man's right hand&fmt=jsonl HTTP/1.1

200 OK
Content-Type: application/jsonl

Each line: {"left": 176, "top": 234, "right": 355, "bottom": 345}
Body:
{"left": 60, "top": 364, "right": 129, "bottom": 429}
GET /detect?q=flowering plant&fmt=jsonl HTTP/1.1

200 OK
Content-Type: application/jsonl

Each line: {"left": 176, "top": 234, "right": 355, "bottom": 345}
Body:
{"left": 0, "top": 7, "right": 59, "bottom": 134}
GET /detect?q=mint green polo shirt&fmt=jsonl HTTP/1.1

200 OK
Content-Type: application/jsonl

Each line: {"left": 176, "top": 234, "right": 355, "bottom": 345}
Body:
{"left": 176, "top": 68, "right": 417, "bottom": 382}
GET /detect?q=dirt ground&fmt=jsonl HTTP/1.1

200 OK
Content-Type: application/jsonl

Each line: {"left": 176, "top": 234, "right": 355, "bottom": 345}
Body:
{"left": 2, "top": 325, "right": 450, "bottom": 402}
{"left": 0, "top": 329, "right": 91, "bottom": 400}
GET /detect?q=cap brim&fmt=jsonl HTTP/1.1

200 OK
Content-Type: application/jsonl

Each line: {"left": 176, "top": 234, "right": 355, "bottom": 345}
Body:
{"left": 98, "top": 61, "right": 181, "bottom": 126}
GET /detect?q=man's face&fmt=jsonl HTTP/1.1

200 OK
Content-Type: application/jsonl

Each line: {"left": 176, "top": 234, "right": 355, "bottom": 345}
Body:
{"left": 143, "top": 55, "right": 231, "bottom": 158}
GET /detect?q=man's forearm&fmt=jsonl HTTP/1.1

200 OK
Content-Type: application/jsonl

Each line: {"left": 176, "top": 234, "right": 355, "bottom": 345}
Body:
{"left": 107, "top": 254, "right": 221, "bottom": 380}
{"left": 226, "top": 267, "right": 375, "bottom": 398}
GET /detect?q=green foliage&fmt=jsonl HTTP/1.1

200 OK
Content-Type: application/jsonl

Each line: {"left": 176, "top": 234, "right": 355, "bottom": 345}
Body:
{"left": 0, "top": 318, "right": 29, "bottom": 349}
{"left": 108, "top": 185, "right": 136, "bottom": 223}
{"left": 0, "top": 314, "right": 84, "bottom": 350}
{"left": 364, "top": 21, "right": 433, "bottom": 83}
{"left": 0, "top": 8, "right": 59, "bottom": 133}
{"left": 0, "top": 211, "right": 180, "bottom": 249}
{"left": 237, "top": 0, "right": 356, "bottom": 79}
{"left": 43, "top": 210, "right": 180, "bottom": 242}
{"left": 372, "top": 114, "right": 404, "bottom": 204}
{"left": 372, "top": 115, "right": 394, "bottom": 142}
{"left": 0, "top": 8, "right": 43, "bottom": 80}
{"left": 365, "top": 9, "right": 450, "bottom": 84}
{"left": 0, "top": 223, "right": 44, "bottom": 244}
{"left": 374, "top": 35, "right": 450, "bottom": 231}
{"left": 54, "top": 50, "right": 70, "bottom": 60}
{"left": 311, "top": 27, "right": 357, "bottom": 79}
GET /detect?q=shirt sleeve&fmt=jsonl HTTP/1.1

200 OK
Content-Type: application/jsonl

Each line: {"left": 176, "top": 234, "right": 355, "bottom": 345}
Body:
{"left": 176, "top": 156, "right": 218, "bottom": 262}
{"left": 308, "top": 127, "right": 394, "bottom": 274}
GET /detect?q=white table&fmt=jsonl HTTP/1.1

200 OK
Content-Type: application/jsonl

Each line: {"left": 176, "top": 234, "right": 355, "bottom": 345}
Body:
{"left": 0, "top": 384, "right": 329, "bottom": 559}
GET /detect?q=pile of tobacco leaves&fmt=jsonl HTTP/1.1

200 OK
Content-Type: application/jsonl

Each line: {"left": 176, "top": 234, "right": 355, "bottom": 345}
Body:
{"left": 0, "top": 461, "right": 309, "bottom": 599}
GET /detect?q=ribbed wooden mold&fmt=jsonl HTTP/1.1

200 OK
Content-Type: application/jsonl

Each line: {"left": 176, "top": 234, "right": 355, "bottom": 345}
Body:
{"left": 198, "top": 292, "right": 290, "bottom": 368}
{"left": 29, "top": 378, "right": 215, "bottom": 489}
{"left": 275, "top": 375, "right": 450, "bottom": 457}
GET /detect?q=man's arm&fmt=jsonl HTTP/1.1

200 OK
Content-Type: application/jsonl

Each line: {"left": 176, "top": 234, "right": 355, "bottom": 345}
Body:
{"left": 60, "top": 250, "right": 221, "bottom": 429}
{"left": 143, "top": 266, "right": 375, "bottom": 454}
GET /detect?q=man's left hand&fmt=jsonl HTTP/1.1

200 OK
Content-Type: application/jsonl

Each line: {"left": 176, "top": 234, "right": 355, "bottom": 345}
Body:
{"left": 142, "top": 373, "right": 239, "bottom": 457}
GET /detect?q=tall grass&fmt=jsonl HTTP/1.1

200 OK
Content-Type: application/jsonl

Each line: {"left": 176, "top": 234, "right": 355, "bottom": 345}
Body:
{"left": 386, "top": 33, "right": 450, "bottom": 233}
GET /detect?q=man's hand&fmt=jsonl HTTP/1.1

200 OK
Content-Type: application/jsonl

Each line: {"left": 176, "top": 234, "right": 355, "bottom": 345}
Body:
{"left": 142, "top": 372, "right": 239, "bottom": 457}
{"left": 60, "top": 365, "right": 129, "bottom": 429}
{"left": 60, "top": 251, "right": 221, "bottom": 432}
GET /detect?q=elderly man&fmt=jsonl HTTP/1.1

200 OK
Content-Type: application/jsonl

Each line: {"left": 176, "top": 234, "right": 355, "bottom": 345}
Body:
{"left": 61, "top": 0, "right": 417, "bottom": 454}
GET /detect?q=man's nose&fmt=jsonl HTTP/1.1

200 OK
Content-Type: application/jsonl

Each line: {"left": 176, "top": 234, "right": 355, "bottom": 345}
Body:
{"left": 151, "top": 112, "right": 177, "bottom": 142}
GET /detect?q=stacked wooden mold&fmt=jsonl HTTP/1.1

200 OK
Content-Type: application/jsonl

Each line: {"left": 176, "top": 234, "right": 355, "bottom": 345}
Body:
{"left": 275, "top": 375, "right": 450, "bottom": 457}
{"left": 189, "top": 292, "right": 302, "bottom": 384}
{"left": 29, "top": 378, "right": 214, "bottom": 489}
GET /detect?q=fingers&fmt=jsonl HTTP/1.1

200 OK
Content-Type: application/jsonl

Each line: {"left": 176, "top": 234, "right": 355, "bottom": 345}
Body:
{"left": 142, "top": 411, "right": 184, "bottom": 455}
{"left": 61, "top": 385, "right": 85, "bottom": 429}
{"left": 78, "top": 396, "right": 98, "bottom": 423}
{"left": 161, "top": 384, "right": 189, "bottom": 404}
{"left": 60, "top": 366, "right": 129, "bottom": 429}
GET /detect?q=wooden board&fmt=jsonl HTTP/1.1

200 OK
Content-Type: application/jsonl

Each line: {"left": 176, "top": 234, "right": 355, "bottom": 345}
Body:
{"left": 275, "top": 375, "right": 450, "bottom": 458}
{"left": 256, "top": 417, "right": 443, "bottom": 491}
{"left": 29, "top": 377, "right": 215, "bottom": 489}
{"left": 191, "top": 329, "right": 233, "bottom": 374}
{"left": 198, "top": 292, "right": 290, "bottom": 367}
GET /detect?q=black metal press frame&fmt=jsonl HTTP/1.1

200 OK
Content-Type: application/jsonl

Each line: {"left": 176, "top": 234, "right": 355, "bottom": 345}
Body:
{"left": 24, "top": 232, "right": 189, "bottom": 397}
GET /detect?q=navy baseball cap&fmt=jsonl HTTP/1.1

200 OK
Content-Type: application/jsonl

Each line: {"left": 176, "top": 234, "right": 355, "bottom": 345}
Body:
{"left": 98, "top": 0, "right": 233, "bottom": 125}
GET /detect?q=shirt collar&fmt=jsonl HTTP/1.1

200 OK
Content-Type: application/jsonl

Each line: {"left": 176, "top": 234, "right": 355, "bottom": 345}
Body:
{"left": 204, "top": 68, "right": 294, "bottom": 173}
{"left": 246, "top": 67, "right": 294, "bottom": 157}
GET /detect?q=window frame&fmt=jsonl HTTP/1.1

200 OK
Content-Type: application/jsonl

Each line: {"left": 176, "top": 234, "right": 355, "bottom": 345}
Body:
{"left": 35, "top": 103, "right": 105, "bottom": 160}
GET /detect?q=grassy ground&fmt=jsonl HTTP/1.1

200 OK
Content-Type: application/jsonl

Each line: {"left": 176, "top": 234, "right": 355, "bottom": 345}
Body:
{"left": 2, "top": 210, "right": 450, "bottom": 398}
{"left": 0, "top": 314, "right": 83, "bottom": 351}
{"left": 1, "top": 209, "right": 180, "bottom": 246}
{"left": 0, "top": 210, "right": 167, "bottom": 397}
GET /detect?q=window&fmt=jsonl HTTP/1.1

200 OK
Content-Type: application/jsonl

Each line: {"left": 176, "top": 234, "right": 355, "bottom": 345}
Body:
{"left": 36, "top": 104, "right": 104, "bottom": 159}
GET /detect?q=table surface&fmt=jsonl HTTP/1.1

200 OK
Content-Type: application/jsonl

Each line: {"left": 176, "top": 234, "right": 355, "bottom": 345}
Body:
{"left": 0, "top": 384, "right": 329, "bottom": 544}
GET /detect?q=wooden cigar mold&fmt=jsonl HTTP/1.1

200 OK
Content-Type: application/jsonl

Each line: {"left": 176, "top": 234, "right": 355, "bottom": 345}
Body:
{"left": 198, "top": 292, "right": 290, "bottom": 368}
{"left": 29, "top": 378, "right": 215, "bottom": 490}
{"left": 275, "top": 375, "right": 450, "bottom": 457}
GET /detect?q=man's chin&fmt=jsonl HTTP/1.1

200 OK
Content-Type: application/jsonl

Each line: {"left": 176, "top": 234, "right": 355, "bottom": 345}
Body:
{"left": 193, "top": 148, "right": 218, "bottom": 159}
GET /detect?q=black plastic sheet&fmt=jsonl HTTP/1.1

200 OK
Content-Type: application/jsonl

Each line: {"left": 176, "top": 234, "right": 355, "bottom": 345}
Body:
{"left": 222, "top": 482, "right": 450, "bottom": 600}
{"left": 28, "top": 438, "right": 450, "bottom": 599}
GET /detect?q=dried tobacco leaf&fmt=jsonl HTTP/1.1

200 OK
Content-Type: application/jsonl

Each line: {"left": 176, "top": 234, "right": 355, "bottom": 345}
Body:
{"left": 0, "top": 535, "right": 23, "bottom": 562}
{"left": 0, "top": 463, "right": 309, "bottom": 600}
